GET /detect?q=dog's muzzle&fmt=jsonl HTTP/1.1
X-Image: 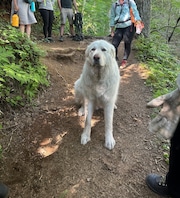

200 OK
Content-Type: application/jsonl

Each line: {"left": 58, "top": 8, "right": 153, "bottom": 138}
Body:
{"left": 93, "top": 54, "right": 100, "bottom": 66}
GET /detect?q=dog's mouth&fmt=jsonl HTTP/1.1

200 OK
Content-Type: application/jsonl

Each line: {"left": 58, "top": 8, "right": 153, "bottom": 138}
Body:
{"left": 93, "top": 62, "right": 101, "bottom": 67}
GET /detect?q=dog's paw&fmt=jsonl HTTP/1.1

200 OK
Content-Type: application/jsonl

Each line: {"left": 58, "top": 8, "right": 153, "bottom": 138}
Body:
{"left": 81, "top": 133, "right": 91, "bottom": 145}
{"left": 105, "top": 136, "right": 116, "bottom": 150}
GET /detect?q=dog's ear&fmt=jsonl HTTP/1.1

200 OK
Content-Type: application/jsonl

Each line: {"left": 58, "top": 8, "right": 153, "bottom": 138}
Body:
{"left": 85, "top": 44, "right": 91, "bottom": 57}
{"left": 110, "top": 45, "right": 116, "bottom": 59}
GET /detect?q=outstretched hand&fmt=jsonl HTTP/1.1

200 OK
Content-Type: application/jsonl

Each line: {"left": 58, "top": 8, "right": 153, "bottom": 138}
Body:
{"left": 147, "top": 74, "right": 180, "bottom": 139}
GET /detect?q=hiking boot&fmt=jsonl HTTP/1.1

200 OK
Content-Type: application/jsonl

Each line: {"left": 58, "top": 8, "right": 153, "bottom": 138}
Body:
{"left": 71, "top": 35, "right": 75, "bottom": 40}
{"left": 47, "top": 37, "right": 54, "bottom": 42}
{"left": 59, "top": 36, "right": 63, "bottom": 42}
{"left": 120, "top": 59, "right": 127, "bottom": 69}
{"left": 0, "top": 183, "right": 9, "bottom": 198}
{"left": 145, "top": 174, "right": 172, "bottom": 197}
{"left": 43, "top": 38, "right": 50, "bottom": 43}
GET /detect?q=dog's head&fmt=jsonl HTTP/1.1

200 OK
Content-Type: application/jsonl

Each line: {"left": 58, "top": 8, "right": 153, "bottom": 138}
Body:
{"left": 85, "top": 40, "right": 116, "bottom": 67}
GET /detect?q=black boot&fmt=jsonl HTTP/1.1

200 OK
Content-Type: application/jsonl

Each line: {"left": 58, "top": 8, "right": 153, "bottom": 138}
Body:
{"left": 0, "top": 183, "right": 9, "bottom": 198}
{"left": 146, "top": 174, "right": 172, "bottom": 197}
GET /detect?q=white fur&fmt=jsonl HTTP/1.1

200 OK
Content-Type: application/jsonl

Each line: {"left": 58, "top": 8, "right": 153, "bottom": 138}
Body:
{"left": 74, "top": 40, "right": 120, "bottom": 150}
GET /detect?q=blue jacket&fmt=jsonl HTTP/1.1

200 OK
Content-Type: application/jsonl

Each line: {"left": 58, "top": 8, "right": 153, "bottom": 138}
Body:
{"left": 110, "top": 0, "right": 141, "bottom": 28}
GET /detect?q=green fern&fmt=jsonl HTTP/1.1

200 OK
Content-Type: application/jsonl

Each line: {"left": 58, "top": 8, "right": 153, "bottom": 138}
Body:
{"left": 0, "top": 25, "right": 49, "bottom": 107}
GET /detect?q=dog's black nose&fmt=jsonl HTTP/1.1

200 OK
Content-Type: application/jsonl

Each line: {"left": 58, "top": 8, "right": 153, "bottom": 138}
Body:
{"left": 94, "top": 54, "right": 100, "bottom": 62}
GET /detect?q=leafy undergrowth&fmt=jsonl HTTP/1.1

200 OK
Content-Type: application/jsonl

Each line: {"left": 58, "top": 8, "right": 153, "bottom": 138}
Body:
{"left": 0, "top": 25, "right": 49, "bottom": 109}
{"left": 134, "top": 35, "right": 180, "bottom": 98}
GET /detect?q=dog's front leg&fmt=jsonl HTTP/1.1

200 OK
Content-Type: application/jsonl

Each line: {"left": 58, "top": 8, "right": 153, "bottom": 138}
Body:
{"left": 81, "top": 100, "right": 94, "bottom": 145}
{"left": 104, "top": 103, "right": 116, "bottom": 150}
{"left": 78, "top": 98, "right": 88, "bottom": 117}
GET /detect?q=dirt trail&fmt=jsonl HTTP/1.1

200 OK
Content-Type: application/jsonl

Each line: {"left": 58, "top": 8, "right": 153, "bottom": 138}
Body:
{"left": 0, "top": 36, "right": 168, "bottom": 198}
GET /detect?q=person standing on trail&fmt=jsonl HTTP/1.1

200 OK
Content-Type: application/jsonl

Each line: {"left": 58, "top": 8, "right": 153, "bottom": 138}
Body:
{"left": 11, "top": 0, "right": 37, "bottom": 38}
{"left": 57, "top": 0, "right": 78, "bottom": 42}
{"left": 145, "top": 74, "right": 180, "bottom": 198}
{"left": 109, "top": 0, "right": 143, "bottom": 69}
{"left": 37, "top": 0, "right": 55, "bottom": 43}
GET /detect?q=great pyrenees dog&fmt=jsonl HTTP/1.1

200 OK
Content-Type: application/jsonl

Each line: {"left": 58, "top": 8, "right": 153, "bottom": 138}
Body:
{"left": 74, "top": 40, "right": 120, "bottom": 150}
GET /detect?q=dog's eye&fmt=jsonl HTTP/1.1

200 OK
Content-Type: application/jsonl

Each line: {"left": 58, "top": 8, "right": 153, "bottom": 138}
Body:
{"left": 91, "top": 48, "right": 96, "bottom": 51}
{"left": 101, "top": 48, "right": 106, "bottom": 52}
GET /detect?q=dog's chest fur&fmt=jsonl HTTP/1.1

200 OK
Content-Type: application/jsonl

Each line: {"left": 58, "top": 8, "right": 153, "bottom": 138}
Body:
{"left": 90, "top": 65, "right": 104, "bottom": 80}
{"left": 84, "top": 71, "right": 111, "bottom": 100}
{"left": 89, "top": 64, "right": 104, "bottom": 79}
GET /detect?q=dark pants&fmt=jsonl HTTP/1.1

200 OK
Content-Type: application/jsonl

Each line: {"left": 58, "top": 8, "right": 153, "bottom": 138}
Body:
{"left": 39, "top": 9, "right": 54, "bottom": 38}
{"left": 166, "top": 120, "right": 180, "bottom": 197}
{"left": 112, "top": 25, "right": 135, "bottom": 60}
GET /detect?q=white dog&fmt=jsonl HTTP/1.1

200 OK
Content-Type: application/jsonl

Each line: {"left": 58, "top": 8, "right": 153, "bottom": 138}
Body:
{"left": 74, "top": 40, "right": 120, "bottom": 150}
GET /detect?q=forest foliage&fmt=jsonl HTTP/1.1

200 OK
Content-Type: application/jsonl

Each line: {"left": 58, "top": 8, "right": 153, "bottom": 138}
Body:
{"left": 136, "top": 0, "right": 180, "bottom": 97}
{"left": 0, "top": 26, "right": 49, "bottom": 108}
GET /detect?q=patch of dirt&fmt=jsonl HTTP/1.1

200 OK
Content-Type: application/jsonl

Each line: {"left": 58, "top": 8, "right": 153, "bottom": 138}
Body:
{"left": 0, "top": 36, "right": 168, "bottom": 198}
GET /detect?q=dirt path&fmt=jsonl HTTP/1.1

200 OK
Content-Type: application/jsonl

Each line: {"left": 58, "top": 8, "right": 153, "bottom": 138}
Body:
{"left": 0, "top": 37, "right": 168, "bottom": 198}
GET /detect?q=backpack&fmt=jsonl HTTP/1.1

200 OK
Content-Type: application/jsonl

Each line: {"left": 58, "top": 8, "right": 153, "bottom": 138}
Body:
{"left": 73, "top": 12, "right": 84, "bottom": 41}
{"left": 128, "top": 0, "right": 136, "bottom": 24}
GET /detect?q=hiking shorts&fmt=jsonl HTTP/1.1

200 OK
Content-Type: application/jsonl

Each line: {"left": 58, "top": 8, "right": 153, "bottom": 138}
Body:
{"left": 61, "top": 8, "right": 74, "bottom": 25}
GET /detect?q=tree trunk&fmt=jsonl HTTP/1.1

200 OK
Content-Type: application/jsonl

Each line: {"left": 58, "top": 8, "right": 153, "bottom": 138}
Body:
{"left": 135, "top": 0, "right": 151, "bottom": 37}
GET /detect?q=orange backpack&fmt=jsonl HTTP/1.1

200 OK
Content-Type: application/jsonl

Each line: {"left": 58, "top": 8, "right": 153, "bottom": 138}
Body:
{"left": 129, "top": 5, "right": 136, "bottom": 24}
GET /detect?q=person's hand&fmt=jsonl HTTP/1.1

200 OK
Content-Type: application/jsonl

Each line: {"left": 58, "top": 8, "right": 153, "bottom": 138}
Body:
{"left": 110, "top": 32, "right": 114, "bottom": 37}
{"left": 14, "top": 5, "right": 19, "bottom": 11}
{"left": 135, "top": 21, "right": 144, "bottom": 34}
{"left": 147, "top": 74, "right": 180, "bottom": 139}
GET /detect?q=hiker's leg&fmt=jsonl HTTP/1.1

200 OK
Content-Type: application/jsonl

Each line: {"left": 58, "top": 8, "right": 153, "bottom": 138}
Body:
{"left": 26, "top": 24, "right": 31, "bottom": 38}
{"left": 67, "top": 9, "right": 74, "bottom": 36}
{"left": 39, "top": 9, "right": 49, "bottom": 38}
{"left": 48, "top": 10, "right": 54, "bottom": 37}
{"left": 19, "top": 24, "right": 25, "bottom": 34}
{"left": 166, "top": 121, "right": 180, "bottom": 197}
{"left": 60, "top": 8, "right": 67, "bottom": 37}
{"left": 123, "top": 25, "right": 135, "bottom": 60}
{"left": 112, "top": 28, "right": 123, "bottom": 60}
{"left": 60, "top": 24, "right": 65, "bottom": 37}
